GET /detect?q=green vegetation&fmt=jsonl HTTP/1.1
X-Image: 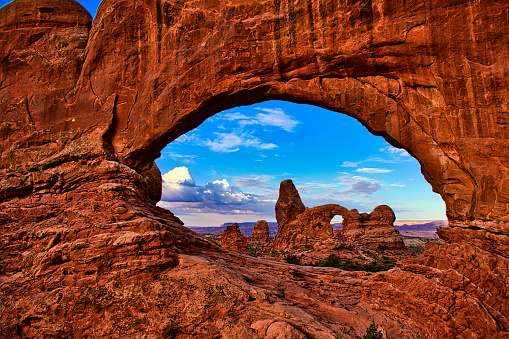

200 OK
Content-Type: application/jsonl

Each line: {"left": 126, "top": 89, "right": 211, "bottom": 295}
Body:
{"left": 363, "top": 320, "right": 383, "bottom": 339}
{"left": 298, "top": 244, "right": 314, "bottom": 251}
{"left": 284, "top": 254, "right": 302, "bottom": 265}
{"left": 317, "top": 254, "right": 396, "bottom": 272}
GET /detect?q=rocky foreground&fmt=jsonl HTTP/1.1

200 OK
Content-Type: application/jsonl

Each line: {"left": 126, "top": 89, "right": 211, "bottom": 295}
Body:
{"left": 1, "top": 0, "right": 509, "bottom": 337}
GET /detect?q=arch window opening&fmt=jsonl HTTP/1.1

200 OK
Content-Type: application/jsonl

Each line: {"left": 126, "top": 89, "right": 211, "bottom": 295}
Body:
{"left": 155, "top": 100, "right": 446, "bottom": 236}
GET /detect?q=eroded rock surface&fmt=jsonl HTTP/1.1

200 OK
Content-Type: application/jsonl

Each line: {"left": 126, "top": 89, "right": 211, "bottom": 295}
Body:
{"left": 339, "top": 205, "right": 406, "bottom": 250}
{"left": 275, "top": 179, "right": 306, "bottom": 226}
{"left": 273, "top": 180, "right": 405, "bottom": 250}
{"left": 249, "top": 220, "right": 271, "bottom": 245}
{"left": 221, "top": 223, "right": 248, "bottom": 253}
{"left": 1, "top": 0, "right": 509, "bottom": 337}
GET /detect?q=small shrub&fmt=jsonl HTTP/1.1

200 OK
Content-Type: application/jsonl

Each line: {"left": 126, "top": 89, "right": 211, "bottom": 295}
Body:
{"left": 247, "top": 244, "right": 262, "bottom": 257}
{"left": 317, "top": 255, "right": 362, "bottom": 270}
{"left": 376, "top": 244, "right": 388, "bottom": 252}
{"left": 317, "top": 254, "right": 396, "bottom": 272}
{"left": 363, "top": 320, "right": 383, "bottom": 339}
{"left": 284, "top": 254, "right": 302, "bottom": 265}
{"left": 299, "top": 244, "right": 314, "bottom": 251}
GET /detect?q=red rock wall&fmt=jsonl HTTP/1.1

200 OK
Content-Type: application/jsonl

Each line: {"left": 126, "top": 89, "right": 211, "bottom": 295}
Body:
{"left": 2, "top": 0, "right": 509, "bottom": 227}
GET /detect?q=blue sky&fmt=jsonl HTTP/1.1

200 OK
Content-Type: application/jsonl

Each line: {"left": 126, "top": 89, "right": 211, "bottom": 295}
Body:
{"left": 1, "top": 0, "right": 446, "bottom": 226}
{"left": 156, "top": 101, "right": 446, "bottom": 226}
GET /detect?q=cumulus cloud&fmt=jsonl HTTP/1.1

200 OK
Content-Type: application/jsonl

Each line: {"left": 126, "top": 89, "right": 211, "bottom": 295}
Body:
{"left": 356, "top": 167, "right": 393, "bottom": 174}
{"left": 204, "top": 132, "right": 278, "bottom": 153}
{"left": 161, "top": 166, "right": 201, "bottom": 202}
{"left": 159, "top": 167, "right": 275, "bottom": 218}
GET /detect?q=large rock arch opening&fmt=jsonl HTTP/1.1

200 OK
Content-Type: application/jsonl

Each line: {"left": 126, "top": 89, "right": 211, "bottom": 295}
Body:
{"left": 1, "top": 0, "right": 509, "bottom": 337}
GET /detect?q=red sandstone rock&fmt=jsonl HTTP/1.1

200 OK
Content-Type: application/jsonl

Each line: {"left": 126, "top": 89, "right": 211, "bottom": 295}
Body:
{"left": 273, "top": 181, "right": 405, "bottom": 250}
{"left": 1, "top": 0, "right": 509, "bottom": 337}
{"left": 339, "top": 205, "right": 406, "bottom": 250}
{"left": 249, "top": 220, "right": 271, "bottom": 245}
{"left": 275, "top": 179, "right": 306, "bottom": 226}
{"left": 220, "top": 223, "right": 248, "bottom": 253}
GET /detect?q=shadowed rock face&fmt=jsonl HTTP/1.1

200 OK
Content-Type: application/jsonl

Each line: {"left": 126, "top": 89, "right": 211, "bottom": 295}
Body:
{"left": 1, "top": 0, "right": 509, "bottom": 337}
{"left": 250, "top": 220, "right": 271, "bottom": 244}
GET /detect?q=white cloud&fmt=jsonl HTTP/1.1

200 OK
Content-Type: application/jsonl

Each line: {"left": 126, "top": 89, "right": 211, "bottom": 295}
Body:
{"left": 221, "top": 112, "right": 251, "bottom": 121}
{"left": 217, "top": 107, "right": 299, "bottom": 132}
{"left": 252, "top": 107, "right": 300, "bottom": 132}
{"left": 341, "top": 161, "right": 360, "bottom": 167}
{"left": 204, "top": 132, "right": 278, "bottom": 153}
{"left": 161, "top": 167, "right": 201, "bottom": 202}
{"left": 234, "top": 175, "right": 275, "bottom": 188}
{"left": 380, "top": 146, "right": 411, "bottom": 157}
{"left": 343, "top": 180, "right": 382, "bottom": 195}
{"left": 391, "top": 183, "right": 405, "bottom": 187}
{"left": 163, "top": 152, "right": 198, "bottom": 164}
{"left": 160, "top": 167, "right": 274, "bottom": 219}
{"left": 356, "top": 167, "right": 393, "bottom": 174}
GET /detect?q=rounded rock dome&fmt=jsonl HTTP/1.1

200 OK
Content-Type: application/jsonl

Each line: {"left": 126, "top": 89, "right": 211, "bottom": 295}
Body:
{"left": 0, "top": 0, "right": 92, "bottom": 30}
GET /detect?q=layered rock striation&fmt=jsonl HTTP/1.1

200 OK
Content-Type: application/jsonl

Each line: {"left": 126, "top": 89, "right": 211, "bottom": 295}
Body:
{"left": 1, "top": 0, "right": 509, "bottom": 337}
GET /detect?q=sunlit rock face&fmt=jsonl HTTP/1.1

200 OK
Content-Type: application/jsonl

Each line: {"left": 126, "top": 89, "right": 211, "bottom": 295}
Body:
{"left": 273, "top": 180, "right": 405, "bottom": 250}
{"left": 221, "top": 222, "right": 248, "bottom": 253}
{"left": 1, "top": 0, "right": 509, "bottom": 337}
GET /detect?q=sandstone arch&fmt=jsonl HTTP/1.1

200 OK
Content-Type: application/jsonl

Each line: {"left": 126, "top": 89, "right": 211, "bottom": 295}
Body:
{"left": 2, "top": 0, "right": 509, "bottom": 337}
{"left": 2, "top": 0, "right": 508, "bottom": 229}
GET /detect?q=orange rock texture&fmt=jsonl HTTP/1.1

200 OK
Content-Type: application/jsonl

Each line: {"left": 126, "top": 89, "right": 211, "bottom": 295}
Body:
{"left": 249, "top": 220, "right": 271, "bottom": 245}
{"left": 273, "top": 180, "right": 405, "bottom": 250}
{"left": 221, "top": 222, "right": 248, "bottom": 253}
{"left": 1, "top": 0, "right": 509, "bottom": 337}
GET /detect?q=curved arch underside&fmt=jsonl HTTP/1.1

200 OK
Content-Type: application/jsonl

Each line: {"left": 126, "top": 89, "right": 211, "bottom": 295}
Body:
{"left": 1, "top": 0, "right": 509, "bottom": 337}
{"left": 3, "top": 0, "right": 509, "bottom": 227}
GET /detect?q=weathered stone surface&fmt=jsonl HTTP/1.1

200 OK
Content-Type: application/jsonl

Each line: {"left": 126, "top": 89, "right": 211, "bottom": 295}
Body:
{"left": 249, "top": 220, "right": 271, "bottom": 244}
{"left": 273, "top": 203, "right": 348, "bottom": 250}
{"left": 1, "top": 0, "right": 509, "bottom": 337}
{"left": 339, "top": 205, "right": 406, "bottom": 249}
{"left": 273, "top": 181, "right": 405, "bottom": 250}
{"left": 221, "top": 223, "right": 248, "bottom": 253}
{"left": 275, "top": 179, "right": 306, "bottom": 226}
{"left": 140, "top": 161, "right": 163, "bottom": 205}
